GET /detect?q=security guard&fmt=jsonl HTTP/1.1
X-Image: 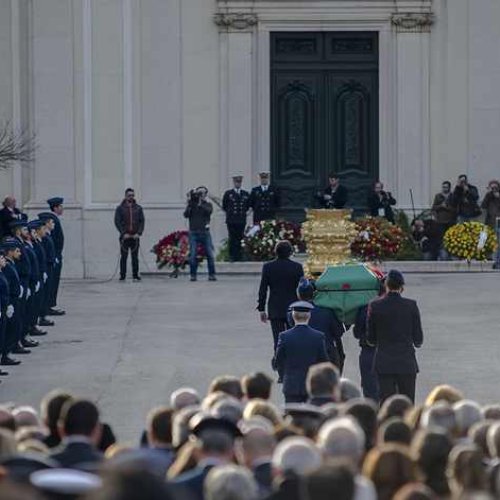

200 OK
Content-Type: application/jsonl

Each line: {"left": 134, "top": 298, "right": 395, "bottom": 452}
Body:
{"left": 249, "top": 172, "right": 281, "bottom": 225}
{"left": 275, "top": 301, "right": 329, "bottom": 403}
{"left": 222, "top": 175, "right": 250, "bottom": 261}
{"left": 46, "top": 197, "right": 65, "bottom": 316}
{"left": 1, "top": 239, "right": 24, "bottom": 365}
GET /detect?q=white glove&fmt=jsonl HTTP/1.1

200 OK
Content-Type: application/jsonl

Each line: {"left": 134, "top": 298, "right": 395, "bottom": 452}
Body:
{"left": 27, "top": 288, "right": 32, "bottom": 299}
{"left": 6, "top": 305, "right": 14, "bottom": 319}
{"left": 43, "top": 272, "right": 48, "bottom": 283}
{"left": 55, "top": 258, "right": 60, "bottom": 265}
{"left": 35, "top": 281, "right": 40, "bottom": 293}
{"left": 19, "top": 285, "right": 24, "bottom": 299}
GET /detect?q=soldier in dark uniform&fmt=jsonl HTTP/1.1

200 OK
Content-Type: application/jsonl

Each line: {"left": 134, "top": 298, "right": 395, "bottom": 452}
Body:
{"left": 222, "top": 175, "right": 250, "bottom": 262}
{"left": 1, "top": 239, "right": 24, "bottom": 365}
{"left": 0, "top": 253, "right": 12, "bottom": 375}
{"left": 9, "top": 221, "right": 36, "bottom": 352}
{"left": 316, "top": 173, "right": 349, "bottom": 209}
{"left": 367, "top": 270, "right": 424, "bottom": 403}
{"left": 249, "top": 172, "right": 281, "bottom": 225}
{"left": 46, "top": 197, "right": 65, "bottom": 315}
{"left": 275, "top": 301, "right": 329, "bottom": 403}
{"left": 38, "top": 215, "right": 57, "bottom": 325}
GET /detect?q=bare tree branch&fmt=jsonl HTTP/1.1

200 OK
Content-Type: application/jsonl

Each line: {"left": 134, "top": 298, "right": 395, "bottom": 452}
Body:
{"left": 0, "top": 121, "right": 36, "bottom": 170}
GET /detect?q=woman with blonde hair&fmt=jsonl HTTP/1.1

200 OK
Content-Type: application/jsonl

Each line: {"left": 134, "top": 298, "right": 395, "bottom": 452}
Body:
{"left": 424, "top": 384, "right": 463, "bottom": 407}
{"left": 243, "top": 400, "right": 284, "bottom": 428}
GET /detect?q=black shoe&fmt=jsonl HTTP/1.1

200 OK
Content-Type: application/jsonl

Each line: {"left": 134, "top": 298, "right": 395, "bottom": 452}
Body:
{"left": 39, "top": 318, "right": 55, "bottom": 327}
{"left": 119, "top": 276, "right": 126, "bottom": 281}
{"left": 30, "top": 327, "right": 48, "bottom": 336}
{"left": 0, "top": 370, "right": 8, "bottom": 376}
{"left": 22, "top": 339, "right": 39, "bottom": 348}
{"left": 12, "top": 346, "right": 31, "bottom": 354}
{"left": 208, "top": 275, "right": 217, "bottom": 281}
{"left": 1, "top": 356, "right": 21, "bottom": 366}
{"left": 133, "top": 276, "right": 142, "bottom": 282}
{"left": 47, "top": 308, "right": 66, "bottom": 316}
{"left": 190, "top": 275, "right": 197, "bottom": 282}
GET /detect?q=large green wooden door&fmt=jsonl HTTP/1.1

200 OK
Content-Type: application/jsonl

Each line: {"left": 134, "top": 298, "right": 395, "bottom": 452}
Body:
{"left": 271, "top": 32, "right": 379, "bottom": 220}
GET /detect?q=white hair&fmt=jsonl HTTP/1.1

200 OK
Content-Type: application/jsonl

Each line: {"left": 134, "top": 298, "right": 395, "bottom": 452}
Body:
{"left": 205, "top": 465, "right": 259, "bottom": 500}
{"left": 272, "top": 436, "right": 321, "bottom": 475}
{"left": 317, "top": 417, "right": 365, "bottom": 464}
{"left": 421, "top": 402, "right": 456, "bottom": 434}
{"left": 170, "top": 387, "right": 200, "bottom": 410}
{"left": 12, "top": 406, "right": 41, "bottom": 428}
{"left": 453, "top": 400, "right": 483, "bottom": 436}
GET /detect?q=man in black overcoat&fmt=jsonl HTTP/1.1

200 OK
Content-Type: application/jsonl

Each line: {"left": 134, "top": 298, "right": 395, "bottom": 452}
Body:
{"left": 367, "top": 269, "right": 423, "bottom": 403}
{"left": 257, "top": 241, "right": 303, "bottom": 354}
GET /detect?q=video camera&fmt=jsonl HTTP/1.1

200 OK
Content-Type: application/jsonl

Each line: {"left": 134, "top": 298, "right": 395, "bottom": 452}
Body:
{"left": 187, "top": 187, "right": 207, "bottom": 205}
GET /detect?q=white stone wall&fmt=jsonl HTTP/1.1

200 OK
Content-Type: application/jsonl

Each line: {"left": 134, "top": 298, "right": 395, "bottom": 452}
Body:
{"left": 0, "top": 0, "right": 499, "bottom": 276}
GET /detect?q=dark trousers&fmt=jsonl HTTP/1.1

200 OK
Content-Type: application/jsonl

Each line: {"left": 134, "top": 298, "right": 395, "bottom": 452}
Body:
{"left": 359, "top": 348, "right": 379, "bottom": 402}
{"left": 40, "top": 267, "right": 54, "bottom": 317}
{"left": 285, "top": 394, "right": 307, "bottom": 404}
{"left": 49, "top": 258, "right": 62, "bottom": 308}
{"left": 120, "top": 237, "right": 140, "bottom": 278}
{"left": 270, "top": 319, "right": 288, "bottom": 352}
{"left": 31, "top": 288, "right": 43, "bottom": 329}
{"left": 0, "top": 312, "right": 6, "bottom": 356}
{"left": 16, "top": 295, "right": 27, "bottom": 343}
{"left": 227, "top": 223, "right": 245, "bottom": 261}
{"left": 5, "top": 298, "right": 19, "bottom": 354}
{"left": 378, "top": 373, "right": 416, "bottom": 404}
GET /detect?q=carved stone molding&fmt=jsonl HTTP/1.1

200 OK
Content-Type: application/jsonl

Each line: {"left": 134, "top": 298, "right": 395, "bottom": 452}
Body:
{"left": 391, "top": 13, "right": 434, "bottom": 33}
{"left": 214, "top": 12, "right": 258, "bottom": 31}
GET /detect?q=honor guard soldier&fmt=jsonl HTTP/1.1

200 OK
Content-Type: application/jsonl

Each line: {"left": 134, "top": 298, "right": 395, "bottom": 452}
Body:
{"left": 46, "top": 197, "right": 65, "bottom": 315}
{"left": 249, "top": 172, "right": 281, "bottom": 225}
{"left": 275, "top": 301, "right": 329, "bottom": 403}
{"left": 0, "top": 253, "right": 12, "bottom": 374}
{"left": 0, "top": 239, "right": 24, "bottom": 365}
{"left": 38, "top": 214, "right": 57, "bottom": 324}
{"left": 222, "top": 175, "right": 250, "bottom": 262}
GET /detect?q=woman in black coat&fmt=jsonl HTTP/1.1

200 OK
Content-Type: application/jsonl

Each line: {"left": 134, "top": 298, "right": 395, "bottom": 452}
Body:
{"left": 367, "top": 181, "right": 397, "bottom": 223}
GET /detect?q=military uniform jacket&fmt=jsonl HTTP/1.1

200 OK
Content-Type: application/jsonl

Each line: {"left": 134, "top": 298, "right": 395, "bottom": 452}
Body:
{"left": 13, "top": 237, "right": 31, "bottom": 290}
{"left": 367, "top": 292, "right": 423, "bottom": 374}
{"left": 249, "top": 185, "right": 281, "bottom": 223}
{"left": 51, "top": 214, "right": 64, "bottom": 259}
{"left": 42, "top": 235, "right": 56, "bottom": 267}
{"left": 33, "top": 241, "right": 48, "bottom": 276}
{"left": 0, "top": 272, "right": 10, "bottom": 311}
{"left": 24, "top": 243, "right": 40, "bottom": 289}
{"left": 222, "top": 189, "right": 250, "bottom": 224}
{"left": 3, "top": 260, "right": 21, "bottom": 303}
{"left": 275, "top": 325, "right": 329, "bottom": 397}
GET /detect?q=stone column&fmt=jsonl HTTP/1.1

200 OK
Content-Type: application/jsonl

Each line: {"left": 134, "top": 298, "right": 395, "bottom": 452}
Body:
{"left": 392, "top": 12, "right": 434, "bottom": 210}
{"left": 214, "top": 13, "right": 257, "bottom": 190}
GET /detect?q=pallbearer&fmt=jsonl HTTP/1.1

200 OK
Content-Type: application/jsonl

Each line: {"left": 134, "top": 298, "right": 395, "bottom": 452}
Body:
{"left": 249, "top": 172, "right": 281, "bottom": 225}
{"left": 46, "top": 197, "right": 65, "bottom": 316}
{"left": 222, "top": 174, "right": 250, "bottom": 262}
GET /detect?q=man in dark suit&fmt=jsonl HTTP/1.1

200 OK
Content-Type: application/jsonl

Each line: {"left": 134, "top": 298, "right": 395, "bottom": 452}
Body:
{"left": 0, "top": 196, "right": 23, "bottom": 239}
{"left": 367, "top": 270, "right": 423, "bottom": 403}
{"left": 275, "top": 301, "right": 329, "bottom": 403}
{"left": 50, "top": 399, "right": 103, "bottom": 470}
{"left": 249, "top": 172, "right": 281, "bottom": 225}
{"left": 316, "top": 174, "right": 349, "bottom": 209}
{"left": 46, "top": 197, "right": 65, "bottom": 315}
{"left": 257, "top": 241, "right": 304, "bottom": 354}
{"left": 222, "top": 175, "right": 250, "bottom": 262}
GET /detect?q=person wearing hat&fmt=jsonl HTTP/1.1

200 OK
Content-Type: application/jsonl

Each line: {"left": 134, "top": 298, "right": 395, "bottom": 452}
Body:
{"left": 0, "top": 239, "right": 24, "bottom": 365}
{"left": 0, "top": 253, "right": 12, "bottom": 374}
{"left": 366, "top": 270, "right": 424, "bottom": 403}
{"left": 37, "top": 214, "right": 57, "bottom": 324}
{"left": 222, "top": 175, "right": 250, "bottom": 262}
{"left": 0, "top": 196, "right": 24, "bottom": 239}
{"left": 47, "top": 196, "right": 65, "bottom": 315}
{"left": 257, "top": 241, "right": 304, "bottom": 357}
{"left": 249, "top": 172, "right": 281, "bottom": 225}
{"left": 316, "top": 173, "right": 349, "bottom": 209}
{"left": 274, "top": 301, "right": 329, "bottom": 403}
{"left": 288, "top": 278, "right": 345, "bottom": 372}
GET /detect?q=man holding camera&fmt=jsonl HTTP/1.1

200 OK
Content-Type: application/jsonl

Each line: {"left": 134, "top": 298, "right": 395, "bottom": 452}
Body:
{"left": 367, "top": 181, "right": 397, "bottom": 223}
{"left": 316, "top": 174, "right": 349, "bottom": 209}
{"left": 452, "top": 174, "right": 480, "bottom": 222}
{"left": 114, "top": 188, "right": 145, "bottom": 281}
{"left": 183, "top": 187, "right": 217, "bottom": 282}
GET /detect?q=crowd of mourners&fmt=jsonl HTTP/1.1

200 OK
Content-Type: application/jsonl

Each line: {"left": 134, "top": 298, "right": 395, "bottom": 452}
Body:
{"left": 0, "top": 372, "right": 500, "bottom": 500}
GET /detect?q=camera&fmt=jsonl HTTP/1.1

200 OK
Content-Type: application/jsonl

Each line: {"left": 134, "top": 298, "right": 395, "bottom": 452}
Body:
{"left": 189, "top": 189, "right": 201, "bottom": 204}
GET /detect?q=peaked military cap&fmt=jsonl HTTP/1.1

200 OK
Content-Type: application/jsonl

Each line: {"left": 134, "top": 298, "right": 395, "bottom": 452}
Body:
{"left": 0, "top": 238, "right": 22, "bottom": 250}
{"left": 47, "top": 197, "right": 64, "bottom": 208}
{"left": 38, "top": 212, "right": 57, "bottom": 221}
{"left": 9, "top": 220, "right": 27, "bottom": 230}
{"left": 190, "top": 415, "right": 242, "bottom": 439}
{"left": 28, "top": 220, "right": 44, "bottom": 231}
{"left": 289, "top": 301, "right": 314, "bottom": 313}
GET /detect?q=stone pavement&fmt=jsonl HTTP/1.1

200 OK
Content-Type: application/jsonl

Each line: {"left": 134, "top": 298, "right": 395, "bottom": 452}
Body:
{"left": 1, "top": 273, "right": 499, "bottom": 442}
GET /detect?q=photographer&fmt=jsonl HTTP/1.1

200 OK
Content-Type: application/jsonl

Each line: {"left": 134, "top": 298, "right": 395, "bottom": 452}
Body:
{"left": 481, "top": 180, "right": 500, "bottom": 229}
{"left": 183, "top": 187, "right": 217, "bottom": 282}
{"left": 315, "top": 174, "right": 348, "bottom": 209}
{"left": 367, "top": 181, "right": 396, "bottom": 223}
{"left": 452, "top": 175, "right": 480, "bottom": 222}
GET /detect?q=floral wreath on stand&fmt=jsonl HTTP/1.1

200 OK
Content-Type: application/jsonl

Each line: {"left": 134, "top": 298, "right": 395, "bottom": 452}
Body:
{"left": 152, "top": 230, "right": 206, "bottom": 277}
{"left": 443, "top": 221, "right": 497, "bottom": 262}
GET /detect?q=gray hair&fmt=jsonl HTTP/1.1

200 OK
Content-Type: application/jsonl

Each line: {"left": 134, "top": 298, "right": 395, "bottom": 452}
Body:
{"left": 317, "top": 417, "right": 365, "bottom": 464}
{"left": 170, "top": 387, "right": 200, "bottom": 410}
{"left": 272, "top": 437, "right": 321, "bottom": 475}
{"left": 205, "top": 465, "right": 259, "bottom": 500}
{"left": 12, "top": 406, "right": 41, "bottom": 429}
{"left": 340, "top": 379, "right": 362, "bottom": 402}
{"left": 421, "top": 402, "right": 456, "bottom": 435}
{"left": 453, "top": 400, "right": 483, "bottom": 437}
{"left": 211, "top": 397, "right": 243, "bottom": 424}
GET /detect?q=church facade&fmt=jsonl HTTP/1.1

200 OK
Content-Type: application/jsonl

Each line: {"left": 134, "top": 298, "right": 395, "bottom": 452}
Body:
{"left": 0, "top": 0, "right": 499, "bottom": 276}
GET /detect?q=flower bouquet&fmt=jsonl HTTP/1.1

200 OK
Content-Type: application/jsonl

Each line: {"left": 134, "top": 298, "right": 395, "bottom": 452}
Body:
{"left": 351, "top": 216, "right": 405, "bottom": 261}
{"left": 443, "top": 221, "right": 497, "bottom": 262}
{"left": 152, "top": 230, "right": 205, "bottom": 277}
{"left": 242, "top": 220, "right": 306, "bottom": 261}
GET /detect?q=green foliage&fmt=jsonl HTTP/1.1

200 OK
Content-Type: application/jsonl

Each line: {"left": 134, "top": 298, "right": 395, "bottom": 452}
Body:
{"left": 393, "top": 210, "right": 423, "bottom": 261}
{"left": 216, "top": 238, "right": 231, "bottom": 262}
